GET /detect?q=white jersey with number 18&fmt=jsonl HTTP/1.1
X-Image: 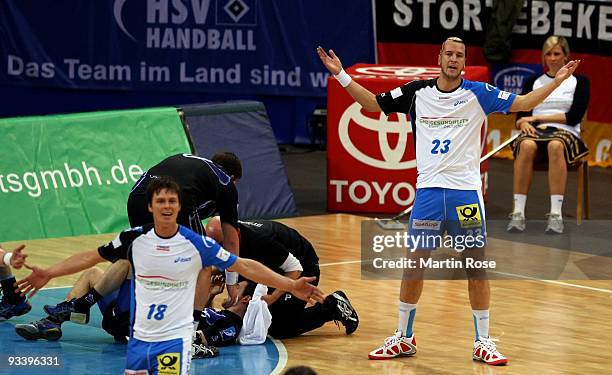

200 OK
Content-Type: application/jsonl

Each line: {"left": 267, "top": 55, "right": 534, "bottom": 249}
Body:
{"left": 98, "top": 224, "right": 237, "bottom": 342}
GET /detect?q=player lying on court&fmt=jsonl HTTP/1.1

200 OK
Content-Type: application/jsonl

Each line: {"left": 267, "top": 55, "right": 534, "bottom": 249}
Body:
{"left": 200, "top": 217, "right": 358, "bottom": 341}
{"left": 0, "top": 244, "right": 29, "bottom": 320}
{"left": 318, "top": 37, "right": 580, "bottom": 366}
{"left": 16, "top": 177, "right": 324, "bottom": 375}
{"left": 17, "top": 217, "right": 358, "bottom": 360}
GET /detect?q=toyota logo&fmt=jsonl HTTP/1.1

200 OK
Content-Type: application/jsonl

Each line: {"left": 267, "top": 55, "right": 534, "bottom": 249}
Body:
{"left": 339, "top": 102, "right": 416, "bottom": 170}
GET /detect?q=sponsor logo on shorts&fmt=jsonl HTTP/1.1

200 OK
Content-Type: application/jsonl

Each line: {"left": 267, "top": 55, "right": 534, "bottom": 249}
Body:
{"left": 157, "top": 353, "right": 180, "bottom": 375}
{"left": 455, "top": 204, "right": 482, "bottom": 228}
{"left": 216, "top": 248, "right": 231, "bottom": 262}
{"left": 411, "top": 219, "right": 442, "bottom": 230}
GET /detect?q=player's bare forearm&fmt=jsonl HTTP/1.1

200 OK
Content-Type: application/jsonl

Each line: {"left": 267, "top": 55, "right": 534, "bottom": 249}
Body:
{"left": 229, "top": 258, "right": 294, "bottom": 291}
{"left": 266, "top": 270, "right": 301, "bottom": 304}
{"left": 221, "top": 222, "right": 240, "bottom": 256}
{"left": 47, "top": 250, "right": 106, "bottom": 279}
{"left": 346, "top": 81, "right": 382, "bottom": 112}
{"left": 510, "top": 81, "right": 560, "bottom": 112}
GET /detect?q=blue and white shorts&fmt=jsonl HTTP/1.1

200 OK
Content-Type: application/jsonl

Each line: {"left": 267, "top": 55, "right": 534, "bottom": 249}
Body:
{"left": 408, "top": 187, "right": 486, "bottom": 251}
{"left": 124, "top": 335, "right": 191, "bottom": 375}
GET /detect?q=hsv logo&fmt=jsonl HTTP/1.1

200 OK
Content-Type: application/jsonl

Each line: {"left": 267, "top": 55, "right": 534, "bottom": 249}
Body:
{"left": 338, "top": 102, "right": 416, "bottom": 170}
{"left": 493, "top": 65, "right": 539, "bottom": 94}
{"left": 223, "top": 0, "right": 249, "bottom": 22}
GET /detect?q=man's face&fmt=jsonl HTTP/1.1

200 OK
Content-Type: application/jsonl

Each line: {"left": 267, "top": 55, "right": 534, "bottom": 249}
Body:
{"left": 148, "top": 188, "right": 181, "bottom": 225}
{"left": 438, "top": 41, "right": 466, "bottom": 80}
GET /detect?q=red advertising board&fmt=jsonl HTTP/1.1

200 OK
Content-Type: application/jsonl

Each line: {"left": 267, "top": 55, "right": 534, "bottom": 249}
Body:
{"left": 327, "top": 64, "right": 489, "bottom": 214}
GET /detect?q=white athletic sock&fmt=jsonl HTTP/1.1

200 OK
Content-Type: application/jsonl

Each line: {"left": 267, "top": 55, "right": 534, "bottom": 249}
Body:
{"left": 473, "top": 309, "right": 490, "bottom": 340}
{"left": 398, "top": 301, "right": 417, "bottom": 337}
{"left": 550, "top": 195, "right": 564, "bottom": 216}
{"left": 513, "top": 194, "right": 527, "bottom": 215}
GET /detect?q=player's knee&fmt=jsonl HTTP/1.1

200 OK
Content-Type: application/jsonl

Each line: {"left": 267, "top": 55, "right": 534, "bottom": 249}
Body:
{"left": 85, "top": 266, "right": 105, "bottom": 280}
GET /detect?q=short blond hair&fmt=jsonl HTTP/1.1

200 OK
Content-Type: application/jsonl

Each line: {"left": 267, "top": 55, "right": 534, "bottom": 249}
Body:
{"left": 542, "top": 36, "right": 570, "bottom": 65}
{"left": 440, "top": 36, "right": 466, "bottom": 56}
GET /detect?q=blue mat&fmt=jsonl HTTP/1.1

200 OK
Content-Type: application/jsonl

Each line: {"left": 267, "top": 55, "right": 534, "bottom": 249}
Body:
{"left": 0, "top": 288, "right": 281, "bottom": 374}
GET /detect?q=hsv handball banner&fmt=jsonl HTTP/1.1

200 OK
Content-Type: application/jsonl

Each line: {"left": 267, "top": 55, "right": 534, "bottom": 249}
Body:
{"left": 0, "top": 108, "right": 190, "bottom": 242}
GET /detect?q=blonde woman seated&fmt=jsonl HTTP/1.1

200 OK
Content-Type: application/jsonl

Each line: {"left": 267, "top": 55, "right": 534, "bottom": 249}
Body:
{"left": 508, "top": 36, "right": 590, "bottom": 234}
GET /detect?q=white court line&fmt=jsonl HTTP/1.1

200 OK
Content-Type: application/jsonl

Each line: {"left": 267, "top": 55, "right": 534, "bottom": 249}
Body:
{"left": 318, "top": 260, "right": 612, "bottom": 294}
{"left": 269, "top": 338, "right": 288, "bottom": 375}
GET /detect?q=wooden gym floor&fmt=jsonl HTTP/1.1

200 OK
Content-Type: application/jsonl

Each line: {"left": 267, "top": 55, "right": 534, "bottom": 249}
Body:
{"left": 4, "top": 214, "right": 612, "bottom": 374}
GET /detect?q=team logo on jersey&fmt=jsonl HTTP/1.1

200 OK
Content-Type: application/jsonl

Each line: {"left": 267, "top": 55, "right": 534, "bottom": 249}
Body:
{"left": 338, "top": 102, "right": 416, "bottom": 170}
{"left": 157, "top": 353, "right": 180, "bottom": 375}
{"left": 216, "top": 248, "right": 231, "bottom": 262}
{"left": 455, "top": 204, "right": 482, "bottom": 228}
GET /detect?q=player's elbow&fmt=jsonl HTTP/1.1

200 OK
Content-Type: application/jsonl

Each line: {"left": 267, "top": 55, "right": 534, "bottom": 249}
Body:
{"left": 360, "top": 97, "right": 382, "bottom": 112}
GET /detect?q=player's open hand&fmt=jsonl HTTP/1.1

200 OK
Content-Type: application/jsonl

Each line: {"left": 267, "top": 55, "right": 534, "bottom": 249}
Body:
{"left": 554, "top": 60, "right": 580, "bottom": 84}
{"left": 8, "top": 244, "right": 27, "bottom": 269}
{"left": 317, "top": 46, "right": 343, "bottom": 75}
{"left": 16, "top": 264, "right": 51, "bottom": 298}
{"left": 290, "top": 276, "right": 325, "bottom": 303}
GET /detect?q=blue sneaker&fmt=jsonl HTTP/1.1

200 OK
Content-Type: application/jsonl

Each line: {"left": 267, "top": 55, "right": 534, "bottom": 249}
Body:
{"left": 0, "top": 298, "right": 31, "bottom": 321}
{"left": 15, "top": 318, "right": 63, "bottom": 341}
{"left": 44, "top": 299, "right": 89, "bottom": 324}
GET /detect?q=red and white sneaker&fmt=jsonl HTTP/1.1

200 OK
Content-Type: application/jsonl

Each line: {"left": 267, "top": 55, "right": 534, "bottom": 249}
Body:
{"left": 473, "top": 336, "right": 508, "bottom": 366}
{"left": 368, "top": 330, "right": 417, "bottom": 360}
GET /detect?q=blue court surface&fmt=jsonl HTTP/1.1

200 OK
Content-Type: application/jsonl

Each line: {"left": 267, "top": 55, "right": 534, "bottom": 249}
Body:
{"left": 0, "top": 288, "right": 283, "bottom": 374}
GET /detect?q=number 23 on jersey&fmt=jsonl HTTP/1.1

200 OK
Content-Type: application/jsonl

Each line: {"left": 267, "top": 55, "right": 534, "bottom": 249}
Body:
{"left": 431, "top": 139, "right": 451, "bottom": 154}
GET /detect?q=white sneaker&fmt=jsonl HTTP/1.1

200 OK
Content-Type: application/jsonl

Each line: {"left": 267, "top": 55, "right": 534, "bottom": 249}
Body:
{"left": 545, "top": 213, "right": 564, "bottom": 234}
{"left": 368, "top": 330, "right": 417, "bottom": 360}
{"left": 473, "top": 336, "right": 508, "bottom": 366}
{"left": 506, "top": 212, "right": 525, "bottom": 233}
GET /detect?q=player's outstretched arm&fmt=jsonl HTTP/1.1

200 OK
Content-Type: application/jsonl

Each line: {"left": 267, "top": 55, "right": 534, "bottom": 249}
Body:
{"left": 316, "top": 46, "right": 381, "bottom": 112}
{"left": 510, "top": 60, "right": 580, "bottom": 112}
{"left": 17, "top": 249, "right": 106, "bottom": 298}
{"left": 228, "top": 258, "right": 324, "bottom": 303}
{"left": 0, "top": 244, "right": 27, "bottom": 269}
